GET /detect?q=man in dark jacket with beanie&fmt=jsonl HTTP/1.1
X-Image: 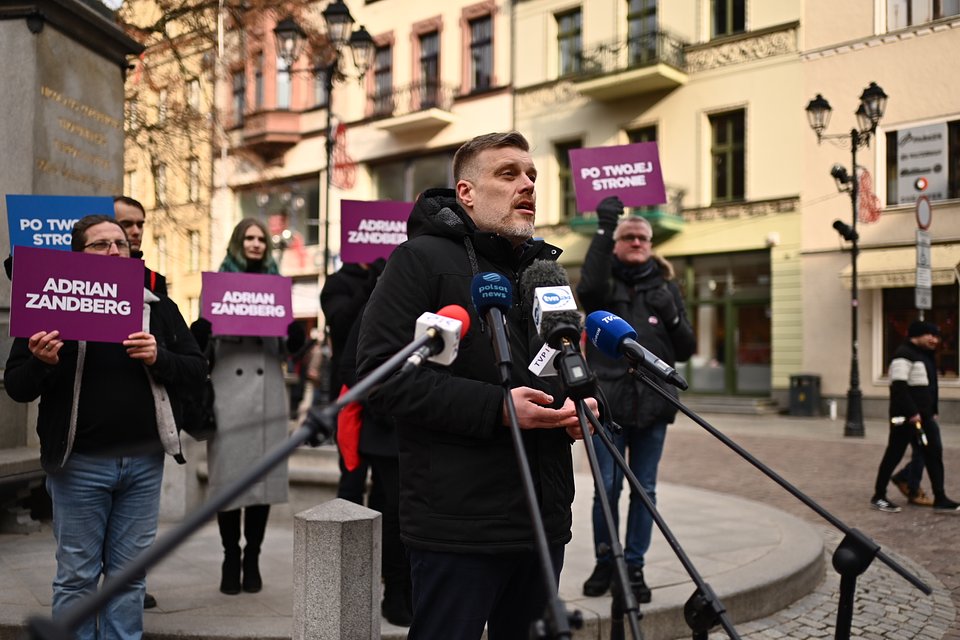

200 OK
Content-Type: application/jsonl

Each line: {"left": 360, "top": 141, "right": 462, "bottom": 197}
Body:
{"left": 871, "top": 320, "right": 959, "bottom": 513}
{"left": 356, "top": 131, "right": 592, "bottom": 639}
{"left": 576, "top": 196, "right": 696, "bottom": 602}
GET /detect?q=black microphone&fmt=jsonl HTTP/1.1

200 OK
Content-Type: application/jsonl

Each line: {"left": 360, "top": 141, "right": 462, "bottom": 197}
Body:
{"left": 585, "top": 310, "right": 689, "bottom": 390}
{"left": 470, "top": 272, "right": 513, "bottom": 385}
{"left": 520, "top": 259, "right": 582, "bottom": 349}
{"left": 521, "top": 260, "right": 596, "bottom": 398}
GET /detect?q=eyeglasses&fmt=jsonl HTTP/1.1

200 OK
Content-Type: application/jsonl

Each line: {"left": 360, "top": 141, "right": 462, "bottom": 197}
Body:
{"left": 616, "top": 234, "right": 651, "bottom": 244}
{"left": 84, "top": 239, "right": 131, "bottom": 252}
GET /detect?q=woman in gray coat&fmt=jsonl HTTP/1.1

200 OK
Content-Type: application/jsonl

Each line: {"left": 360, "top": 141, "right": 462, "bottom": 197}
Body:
{"left": 193, "top": 218, "right": 304, "bottom": 595}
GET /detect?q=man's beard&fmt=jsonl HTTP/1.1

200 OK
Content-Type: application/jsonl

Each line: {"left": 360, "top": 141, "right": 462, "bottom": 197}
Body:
{"left": 493, "top": 217, "right": 534, "bottom": 243}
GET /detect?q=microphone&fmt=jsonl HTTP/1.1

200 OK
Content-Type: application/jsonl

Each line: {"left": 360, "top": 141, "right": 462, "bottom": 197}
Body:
{"left": 521, "top": 260, "right": 595, "bottom": 398}
{"left": 520, "top": 260, "right": 582, "bottom": 350}
{"left": 401, "top": 304, "right": 471, "bottom": 374}
{"left": 585, "top": 310, "right": 689, "bottom": 390}
{"left": 470, "top": 272, "right": 514, "bottom": 385}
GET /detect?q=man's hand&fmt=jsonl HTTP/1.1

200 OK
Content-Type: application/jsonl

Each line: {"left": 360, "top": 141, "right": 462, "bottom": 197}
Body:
{"left": 506, "top": 387, "right": 579, "bottom": 429}
{"left": 596, "top": 196, "right": 624, "bottom": 235}
{"left": 646, "top": 287, "right": 679, "bottom": 327}
{"left": 563, "top": 397, "right": 599, "bottom": 440}
{"left": 124, "top": 331, "right": 158, "bottom": 366}
{"left": 28, "top": 330, "right": 63, "bottom": 365}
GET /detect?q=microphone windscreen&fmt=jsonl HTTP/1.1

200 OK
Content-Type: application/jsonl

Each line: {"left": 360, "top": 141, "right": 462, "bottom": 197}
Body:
{"left": 470, "top": 272, "right": 512, "bottom": 316}
{"left": 437, "top": 304, "right": 471, "bottom": 338}
{"left": 585, "top": 310, "right": 637, "bottom": 359}
{"left": 520, "top": 259, "right": 570, "bottom": 306}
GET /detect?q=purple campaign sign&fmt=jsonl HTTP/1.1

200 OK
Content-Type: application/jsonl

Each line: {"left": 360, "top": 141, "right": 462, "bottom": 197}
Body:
{"left": 201, "top": 272, "right": 292, "bottom": 337}
{"left": 10, "top": 246, "right": 144, "bottom": 343}
{"left": 340, "top": 199, "right": 412, "bottom": 264}
{"left": 569, "top": 142, "right": 667, "bottom": 213}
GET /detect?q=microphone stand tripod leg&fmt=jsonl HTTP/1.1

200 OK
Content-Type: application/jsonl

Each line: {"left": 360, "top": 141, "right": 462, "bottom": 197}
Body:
{"left": 575, "top": 399, "right": 643, "bottom": 640}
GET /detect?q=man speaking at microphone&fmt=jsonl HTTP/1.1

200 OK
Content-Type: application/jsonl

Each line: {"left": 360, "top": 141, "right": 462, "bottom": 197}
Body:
{"left": 576, "top": 197, "right": 696, "bottom": 602}
{"left": 356, "top": 132, "right": 590, "bottom": 639}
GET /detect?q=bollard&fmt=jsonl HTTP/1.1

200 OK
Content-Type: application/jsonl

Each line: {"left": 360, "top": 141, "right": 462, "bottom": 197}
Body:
{"left": 293, "top": 498, "right": 382, "bottom": 640}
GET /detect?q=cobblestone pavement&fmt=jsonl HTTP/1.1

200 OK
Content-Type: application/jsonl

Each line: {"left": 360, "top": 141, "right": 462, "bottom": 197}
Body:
{"left": 660, "top": 416, "right": 960, "bottom": 640}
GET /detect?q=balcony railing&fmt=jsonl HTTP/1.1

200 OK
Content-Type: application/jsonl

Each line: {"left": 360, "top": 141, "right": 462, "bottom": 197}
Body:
{"left": 368, "top": 81, "right": 458, "bottom": 120}
{"left": 575, "top": 31, "right": 687, "bottom": 78}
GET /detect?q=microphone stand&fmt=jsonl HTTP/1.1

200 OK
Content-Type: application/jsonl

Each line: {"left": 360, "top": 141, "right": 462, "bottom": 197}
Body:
{"left": 626, "top": 366, "right": 932, "bottom": 640}
{"left": 553, "top": 343, "right": 642, "bottom": 640}
{"left": 581, "top": 407, "right": 740, "bottom": 640}
{"left": 499, "top": 368, "right": 580, "bottom": 639}
{"left": 25, "top": 336, "right": 438, "bottom": 640}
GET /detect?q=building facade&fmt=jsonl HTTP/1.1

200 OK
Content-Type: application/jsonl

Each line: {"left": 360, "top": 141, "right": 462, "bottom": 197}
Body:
{"left": 120, "top": 0, "right": 960, "bottom": 417}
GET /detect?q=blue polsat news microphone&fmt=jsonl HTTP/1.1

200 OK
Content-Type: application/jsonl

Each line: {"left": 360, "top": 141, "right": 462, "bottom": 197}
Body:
{"left": 470, "top": 272, "right": 514, "bottom": 384}
{"left": 585, "top": 310, "right": 689, "bottom": 390}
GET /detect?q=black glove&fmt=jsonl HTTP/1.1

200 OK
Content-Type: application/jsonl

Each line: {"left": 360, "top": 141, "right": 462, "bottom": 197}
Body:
{"left": 596, "top": 196, "right": 624, "bottom": 235}
{"left": 190, "top": 317, "right": 213, "bottom": 351}
{"left": 286, "top": 320, "right": 307, "bottom": 354}
{"left": 646, "top": 287, "right": 679, "bottom": 328}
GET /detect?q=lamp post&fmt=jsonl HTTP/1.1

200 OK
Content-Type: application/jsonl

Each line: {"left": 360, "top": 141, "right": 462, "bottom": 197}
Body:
{"left": 274, "top": 1, "right": 374, "bottom": 277}
{"left": 806, "top": 82, "right": 888, "bottom": 438}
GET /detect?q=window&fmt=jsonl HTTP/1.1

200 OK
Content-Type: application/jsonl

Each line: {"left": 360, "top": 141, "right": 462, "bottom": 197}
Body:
{"left": 557, "top": 9, "right": 582, "bottom": 77}
{"left": 254, "top": 53, "right": 264, "bottom": 110}
{"left": 126, "top": 98, "right": 139, "bottom": 131}
{"left": 372, "top": 45, "right": 394, "bottom": 116}
{"left": 419, "top": 31, "right": 440, "bottom": 108}
{"left": 712, "top": 0, "right": 745, "bottom": 38}
{"left": 886, "top": 120, "right": 960, "bottom": 204}
{"left": 232, "top": 71, "right": 245, "bottom": 125}
{"left": 187, "top": 78, "right": 201, "bottom": 111}
{"left": 158, "top": 88, "right": 168, "bottom": 125}
{"left": 555, "top": 139, "right": 581, "bottom": 219}
{"left": 155, "top": 163, "right": 167, "bottom": 206}
{"left": 314, "top": 67, "right": 329, "bottom": 108}
{"left": 888, "top": 0, "right": 960, "bottom": 30}
{"left": 189, "top": 158, "right": 200, "bottom": 202}
{"left": 373, "top": 152, "right": 454, "bottom": 201}
{"left": 628, "top": 0, "right": 658, "bottom": 65}
{"left": 156, "top": 235, "right": 168, "bottom": 274}
{"left": 468, "top": 16, "right": 492, "bottom": 92}
{"left": 882, "top": 284, "right": 958, "bottom": 379}
{"left": 238, "top": 180, "right": 322, "bottom": 246}
{"left": 124, "top": 170, "right": 137, "bottom": 200}
{"left": 710, "top": 110, "right": 745, "bottom": 203}
{"left": 276, "top": 58, "right": 291, "bottom": 109}
{"left": 189, "top": 230, "right": 201, "bottom": 272}
{"left": 628, "top": 126, "right": 658, "bottom": 213}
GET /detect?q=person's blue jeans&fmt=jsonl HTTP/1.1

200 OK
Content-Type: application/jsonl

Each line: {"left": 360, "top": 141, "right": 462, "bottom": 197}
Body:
{"left": 46, "top": 451, "right": 165, "bottom": 640}
{"left": 590, "top": 421, "right": 668, "bottom": 568}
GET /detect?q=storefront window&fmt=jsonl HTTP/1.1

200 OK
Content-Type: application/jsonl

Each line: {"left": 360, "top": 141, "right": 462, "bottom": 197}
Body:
{"left": 675, "top": 251, "right": 772, "bottom": 393}
{"left": 372, "top": 151, "right": 454, "bottom": 202}
{"left": 882, "top": 284, "right": 959, "bottom": 378}
{"left": 237, "top": 178, "right": 321, "bottom": 247}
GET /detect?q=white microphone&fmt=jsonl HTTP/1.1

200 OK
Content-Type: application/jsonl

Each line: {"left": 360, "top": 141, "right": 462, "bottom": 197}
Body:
{"left": 402, "top": 305, "right": 471, "bottom": 373}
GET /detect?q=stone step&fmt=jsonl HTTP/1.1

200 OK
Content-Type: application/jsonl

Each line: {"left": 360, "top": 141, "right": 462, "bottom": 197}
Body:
{"left": 680, "top": 394, "right": 781, "bottom": 416}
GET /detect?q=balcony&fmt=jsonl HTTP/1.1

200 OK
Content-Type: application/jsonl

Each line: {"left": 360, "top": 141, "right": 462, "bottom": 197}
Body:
{"left": 370, "top": 81, "right": 458, "bottom": 134}
{"left": 238, "top": 110, "right": 302, "bottom": 161}
{"left": 572, "top": 32, "right": 688, "bottom": 102}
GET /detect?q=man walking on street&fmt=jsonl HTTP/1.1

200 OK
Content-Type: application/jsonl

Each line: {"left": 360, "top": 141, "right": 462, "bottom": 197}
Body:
{"left": 871, "top": 320, "right": 960, "bottom": 514}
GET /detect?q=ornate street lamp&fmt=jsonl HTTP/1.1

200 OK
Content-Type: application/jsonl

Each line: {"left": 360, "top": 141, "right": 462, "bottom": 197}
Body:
{"left": 805, "top": 82, "right": 888, "bottom": 437}
{"left": 273, "top": 3, "right": 374, "bottom": 276}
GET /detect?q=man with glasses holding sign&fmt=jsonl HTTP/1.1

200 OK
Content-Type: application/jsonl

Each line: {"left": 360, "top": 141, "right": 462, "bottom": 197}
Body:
{"left": 576, "top": 197, "right": 695, "bottom": 603}
{"left": 4, "top": 215, "right": 206, "bottom": 640}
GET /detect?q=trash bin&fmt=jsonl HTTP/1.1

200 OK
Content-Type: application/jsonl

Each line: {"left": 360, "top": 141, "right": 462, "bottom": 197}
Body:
{"left": 789, "top": 374, "right": 821, "bottom": 416}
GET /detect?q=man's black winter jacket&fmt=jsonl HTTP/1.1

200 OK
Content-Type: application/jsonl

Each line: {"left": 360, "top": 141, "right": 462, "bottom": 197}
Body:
{"left": 356, "top": 188, "right": 574, "bottom": 554}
